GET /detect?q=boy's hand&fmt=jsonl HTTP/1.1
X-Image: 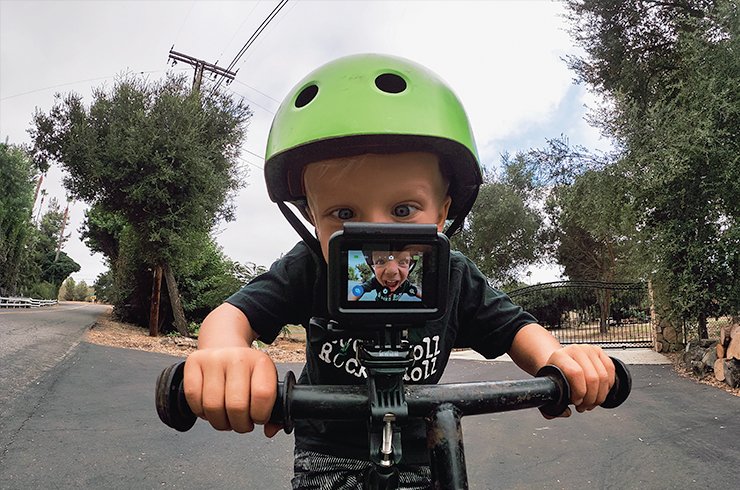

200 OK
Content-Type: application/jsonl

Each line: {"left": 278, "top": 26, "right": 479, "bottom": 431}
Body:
{"left": 183, "top": 346, "right": 280, "bottom": 436}
{"left": 544, "top": 344, "right": 615, "bottom": 418}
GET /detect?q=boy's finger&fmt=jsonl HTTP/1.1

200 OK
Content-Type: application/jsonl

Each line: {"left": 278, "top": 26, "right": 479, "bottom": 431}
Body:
{"left": 201, "top": 364, "right": 230, "bottom": 431}
{"left": 225, "top": 361, "right": 253, "bottom": 433}
{"left": 553, "top": 352, "right": 587, "bottom": 407}
{"left": 249, "top": 355, "right": 278, "bottom": 425}
{"left": 540, "top": 406, "right": 571, "bottom": 420}
{"left": 264, "top": 422, "right": 283, "bottom": 438}
{"left": 574, "top": 347, "right": 611, "bottom": 411}
{"left": 595, "top": 351, "right": 616, "bottom": 405}
{"left": 569, "top": 347, "right": 600, "bottom": 410}
{"left": 183, "top": 357, "right": 204, "bottom": 418}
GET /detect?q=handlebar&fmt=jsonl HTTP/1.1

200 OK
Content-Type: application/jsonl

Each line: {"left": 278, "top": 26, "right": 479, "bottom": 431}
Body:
{"left": 155, "top": 357, "right": 631, "bottom": 433}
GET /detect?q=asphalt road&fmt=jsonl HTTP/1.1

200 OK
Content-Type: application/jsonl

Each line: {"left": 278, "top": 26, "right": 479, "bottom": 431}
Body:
{"left": 1, "top": 306, "right": 738, "bottom": 489}
{"left": 0, "top": 302, "right": 110, "bottom": 417}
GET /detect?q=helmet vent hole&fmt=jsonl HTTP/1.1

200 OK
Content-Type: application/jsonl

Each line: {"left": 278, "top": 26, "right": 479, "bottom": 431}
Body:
{"left": 375, "top": 73, "right": 407, "bottom": 94}
{"left": 295, "top": 84, "right": 318, "bottom": 108}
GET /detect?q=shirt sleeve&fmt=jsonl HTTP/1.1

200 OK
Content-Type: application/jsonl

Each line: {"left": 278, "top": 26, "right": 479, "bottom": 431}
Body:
{"left": 225, "top": 242, "right": 317, "bottom": 344}
{"left": 453, "top": 253, "right": 538, "bottom": 359}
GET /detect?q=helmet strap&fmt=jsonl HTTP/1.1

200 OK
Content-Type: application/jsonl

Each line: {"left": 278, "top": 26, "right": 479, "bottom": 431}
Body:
{"left": 444, "top": 213, "right": 466, "bottom": 239}
{"left": 444, "top": 187, "right": 479, "bottom": 239}
{"left": 277, "top": 201, "right": 325, "bottom": 261}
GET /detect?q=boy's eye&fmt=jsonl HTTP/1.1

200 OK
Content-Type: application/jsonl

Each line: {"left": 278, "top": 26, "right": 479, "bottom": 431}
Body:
{"left": 332, "top": 208, "right": 354, "bottom": 220}
{"left": 393, "top": 204, "right": 417, "bottom": 218}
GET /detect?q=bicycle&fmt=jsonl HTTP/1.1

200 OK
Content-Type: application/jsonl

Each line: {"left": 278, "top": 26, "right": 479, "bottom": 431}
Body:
{"left": 155, "top": 224, "right": 632, "bottom": 489}
{"left": 156, "top": 350, "right": 630, "bottom": 489}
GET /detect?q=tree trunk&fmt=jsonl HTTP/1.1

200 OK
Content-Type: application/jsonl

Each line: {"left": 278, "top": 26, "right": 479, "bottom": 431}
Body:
{"left": 726, "top": 329, "right": 740, "bottom": 360}
{"left": 713, "top": 359, "right": 725, "bottom": 382}
{"left": 149, "top": 264, "right": 163, "bottom": 337}
{"left": 719, "top": 323, "right": 732, "bottom": 346}
{"left": 163, "top": 262, "right": 189, "bottom": 336}
{"left": 716, "top": 343, "right": 726, "bottom": 359}
{"left": 598, "top": 289, "right": 611, "bottom": 334}
{"left": 697, "top": 312, "right": 708, "bottom": 340}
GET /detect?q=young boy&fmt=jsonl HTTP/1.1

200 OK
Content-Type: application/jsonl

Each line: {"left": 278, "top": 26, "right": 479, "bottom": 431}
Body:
{"left": 351, "top": 248, "right": 420, "bottom": 302}
{"left": 184, "top": 54, "right": 615, "bottom": 489}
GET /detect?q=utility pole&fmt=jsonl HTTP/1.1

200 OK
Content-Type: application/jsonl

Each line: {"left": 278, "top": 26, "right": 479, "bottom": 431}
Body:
{"left": 33, "top": 174, "right": 44, "bottom": 208}
{"left": 54, "top": 199, "right": 71, "bottom": 262}
{"left": 167, "top": 48, "right": 236, "bottom": 92}
{"left": 35, "top": 189, "right": 47, "bottom": 224}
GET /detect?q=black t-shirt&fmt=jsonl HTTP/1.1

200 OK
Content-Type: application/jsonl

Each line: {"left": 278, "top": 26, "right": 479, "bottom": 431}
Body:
{"left": 226, "top": 241, "right": 536, "bottom": 464}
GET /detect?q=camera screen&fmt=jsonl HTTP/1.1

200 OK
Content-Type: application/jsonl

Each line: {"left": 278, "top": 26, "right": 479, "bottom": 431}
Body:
{"left": 327, "top": 223, "right": 449, "bottom": 325}
{"left": 346, "top": 248, "right": 425, "bottom": 303}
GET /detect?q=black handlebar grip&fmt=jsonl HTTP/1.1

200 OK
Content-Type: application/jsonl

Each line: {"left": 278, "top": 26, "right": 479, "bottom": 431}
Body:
{"left": 155, "top": 361, "right": 294, "bottom": 432}
{"left": 155, "top": 361, "right": 197, "bottom": 432}
{"left": 536, "top": 364, "right": 571, "bottom": 417}
{"left": 601, "top": 357, "right": 632, "bottom": 408}
{"left": 537, "top": 356, "right": 632, "bottom": 417}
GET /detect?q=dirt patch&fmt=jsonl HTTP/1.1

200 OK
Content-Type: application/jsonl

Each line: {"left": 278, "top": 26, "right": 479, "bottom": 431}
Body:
{"left": 86, "top": 311, "right": 738, "bottom": 396}
{"left": 86, "top": 310, "right": 306, "bottom": 363}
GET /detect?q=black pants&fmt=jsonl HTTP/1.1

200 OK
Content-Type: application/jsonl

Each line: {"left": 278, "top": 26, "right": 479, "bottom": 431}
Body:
{"left": 292, "top": 449, "right": 431, "bottom": 490}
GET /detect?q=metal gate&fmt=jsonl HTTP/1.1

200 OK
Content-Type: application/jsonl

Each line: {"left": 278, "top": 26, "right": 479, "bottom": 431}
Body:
{"left": 507, "top": 281, "right": 653, "bottom": 348}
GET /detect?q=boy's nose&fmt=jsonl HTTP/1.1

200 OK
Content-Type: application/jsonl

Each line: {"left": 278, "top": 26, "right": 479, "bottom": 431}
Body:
{"left": 385, "top": 262, "right": 400, "bottom": 276}
{"left": 362, "top": 209, "right": 394, "bottom": 224}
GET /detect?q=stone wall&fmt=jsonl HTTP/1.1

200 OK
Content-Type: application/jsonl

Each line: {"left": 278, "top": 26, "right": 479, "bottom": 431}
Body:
{"left": 654, "top": 318, "right": 683, "bottom": 352}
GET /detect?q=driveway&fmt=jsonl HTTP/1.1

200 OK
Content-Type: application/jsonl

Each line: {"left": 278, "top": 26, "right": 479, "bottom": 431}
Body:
{"left": 1, "top": 338, "right": 737, "bottom": 489}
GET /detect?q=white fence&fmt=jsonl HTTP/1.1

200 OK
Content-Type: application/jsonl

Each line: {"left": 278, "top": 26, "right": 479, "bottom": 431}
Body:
{"left": 0, "top": 296, "right": 58, "bottom": 308}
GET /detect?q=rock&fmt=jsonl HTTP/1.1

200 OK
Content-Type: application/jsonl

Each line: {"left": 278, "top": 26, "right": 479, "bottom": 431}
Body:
{"left": 663, "top": 325, "right": 677, "bottom": 343}
{"left": 160, "top": 336, "right": 198, "bottom": 348}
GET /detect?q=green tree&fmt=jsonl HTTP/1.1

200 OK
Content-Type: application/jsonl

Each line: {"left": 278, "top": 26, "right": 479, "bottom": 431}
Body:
{"left": 93, "top": 270, "right": 114, "bottom": 304}
{"left": 31, "top": 73, "right": 251, "bottom": 333}
{"left": 61, "top": 277, "right": 77, "bottom": 301}
{"left": 74, "top": 280, "right": 90, "bottom": 301}
{"left": 545, "top": 163, "right": 638, "bottom": 331}
{"left": 29, "top": 199, "right": 79, "bottom": 296}
{"left": 176, "top": 234, "right": 249, "bottom": 323}
{"left": 452, "top": 155, "right": 544, "bottom": 286}
{"left": 564, "top": 0, "right": 740, "bottom": 336}
{"left": 0, "top": 144, "right": 37, "bottom": 296}
{"left": 348, "top": 266, "right": 360, "bottom": 282}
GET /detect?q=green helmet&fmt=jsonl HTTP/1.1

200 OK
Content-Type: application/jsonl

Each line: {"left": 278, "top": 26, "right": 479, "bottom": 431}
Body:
{"left": 265, "top": 54, "right": 482, "bottom": 248}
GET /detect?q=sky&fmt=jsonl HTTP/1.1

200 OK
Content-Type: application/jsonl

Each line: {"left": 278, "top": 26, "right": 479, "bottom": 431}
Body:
{"left": 0, "top": 0, "right": 611, "bottom": 286}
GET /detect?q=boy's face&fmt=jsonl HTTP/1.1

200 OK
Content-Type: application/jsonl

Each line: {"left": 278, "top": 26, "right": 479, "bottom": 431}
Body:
{"left": 303, "top": 152, "right": 452, "bottom": 262}
{"left": 370, "top": 251, "right": 413, "bottom": 292}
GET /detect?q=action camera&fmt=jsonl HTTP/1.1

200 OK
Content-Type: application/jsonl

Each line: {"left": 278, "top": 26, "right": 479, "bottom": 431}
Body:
{"left": 327, "top": 223, "right": 450, "bottom": 327}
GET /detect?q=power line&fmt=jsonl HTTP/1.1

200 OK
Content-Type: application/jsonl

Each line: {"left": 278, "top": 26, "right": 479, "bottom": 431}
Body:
{"left": 242, "top": 148, "right": 265, "bottom": 161}
{"left": 231, "top": 78, "right": 281, "bottom": 103}
{"left": 172, "top": 1, "right": 197, "bottom": 48}
{"left": 223, "top": 0, "right": 289, "bottom": 74}
{"left": 225, "top": 86, "right": 276, "bottom": 115}
{"left": 237, "top": 154, "right": 264, "bottom": 171}
{"left": 0, "top": 69, "right": 188, "bottom": 101}
{"left": 212, "top": 0, "right": 290, "bottom": 93}
{"left": 232, "top": 0, "right": 298, "bottom": 69}
{"left": 215, "top": 0, "right": 262, "bottom": 63}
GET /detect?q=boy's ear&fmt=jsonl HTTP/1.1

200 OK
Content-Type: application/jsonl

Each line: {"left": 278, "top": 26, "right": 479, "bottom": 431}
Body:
{"left": 302, "top": 205, "right": 316, "bottom": 225}
{"left": 436, "top": 196, "right": 452, "bottom": 232}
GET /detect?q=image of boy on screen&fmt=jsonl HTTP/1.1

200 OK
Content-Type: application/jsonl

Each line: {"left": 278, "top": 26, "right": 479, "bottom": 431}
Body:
{"left": 348, "top": 250, "right": 421, "bottom": 302}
